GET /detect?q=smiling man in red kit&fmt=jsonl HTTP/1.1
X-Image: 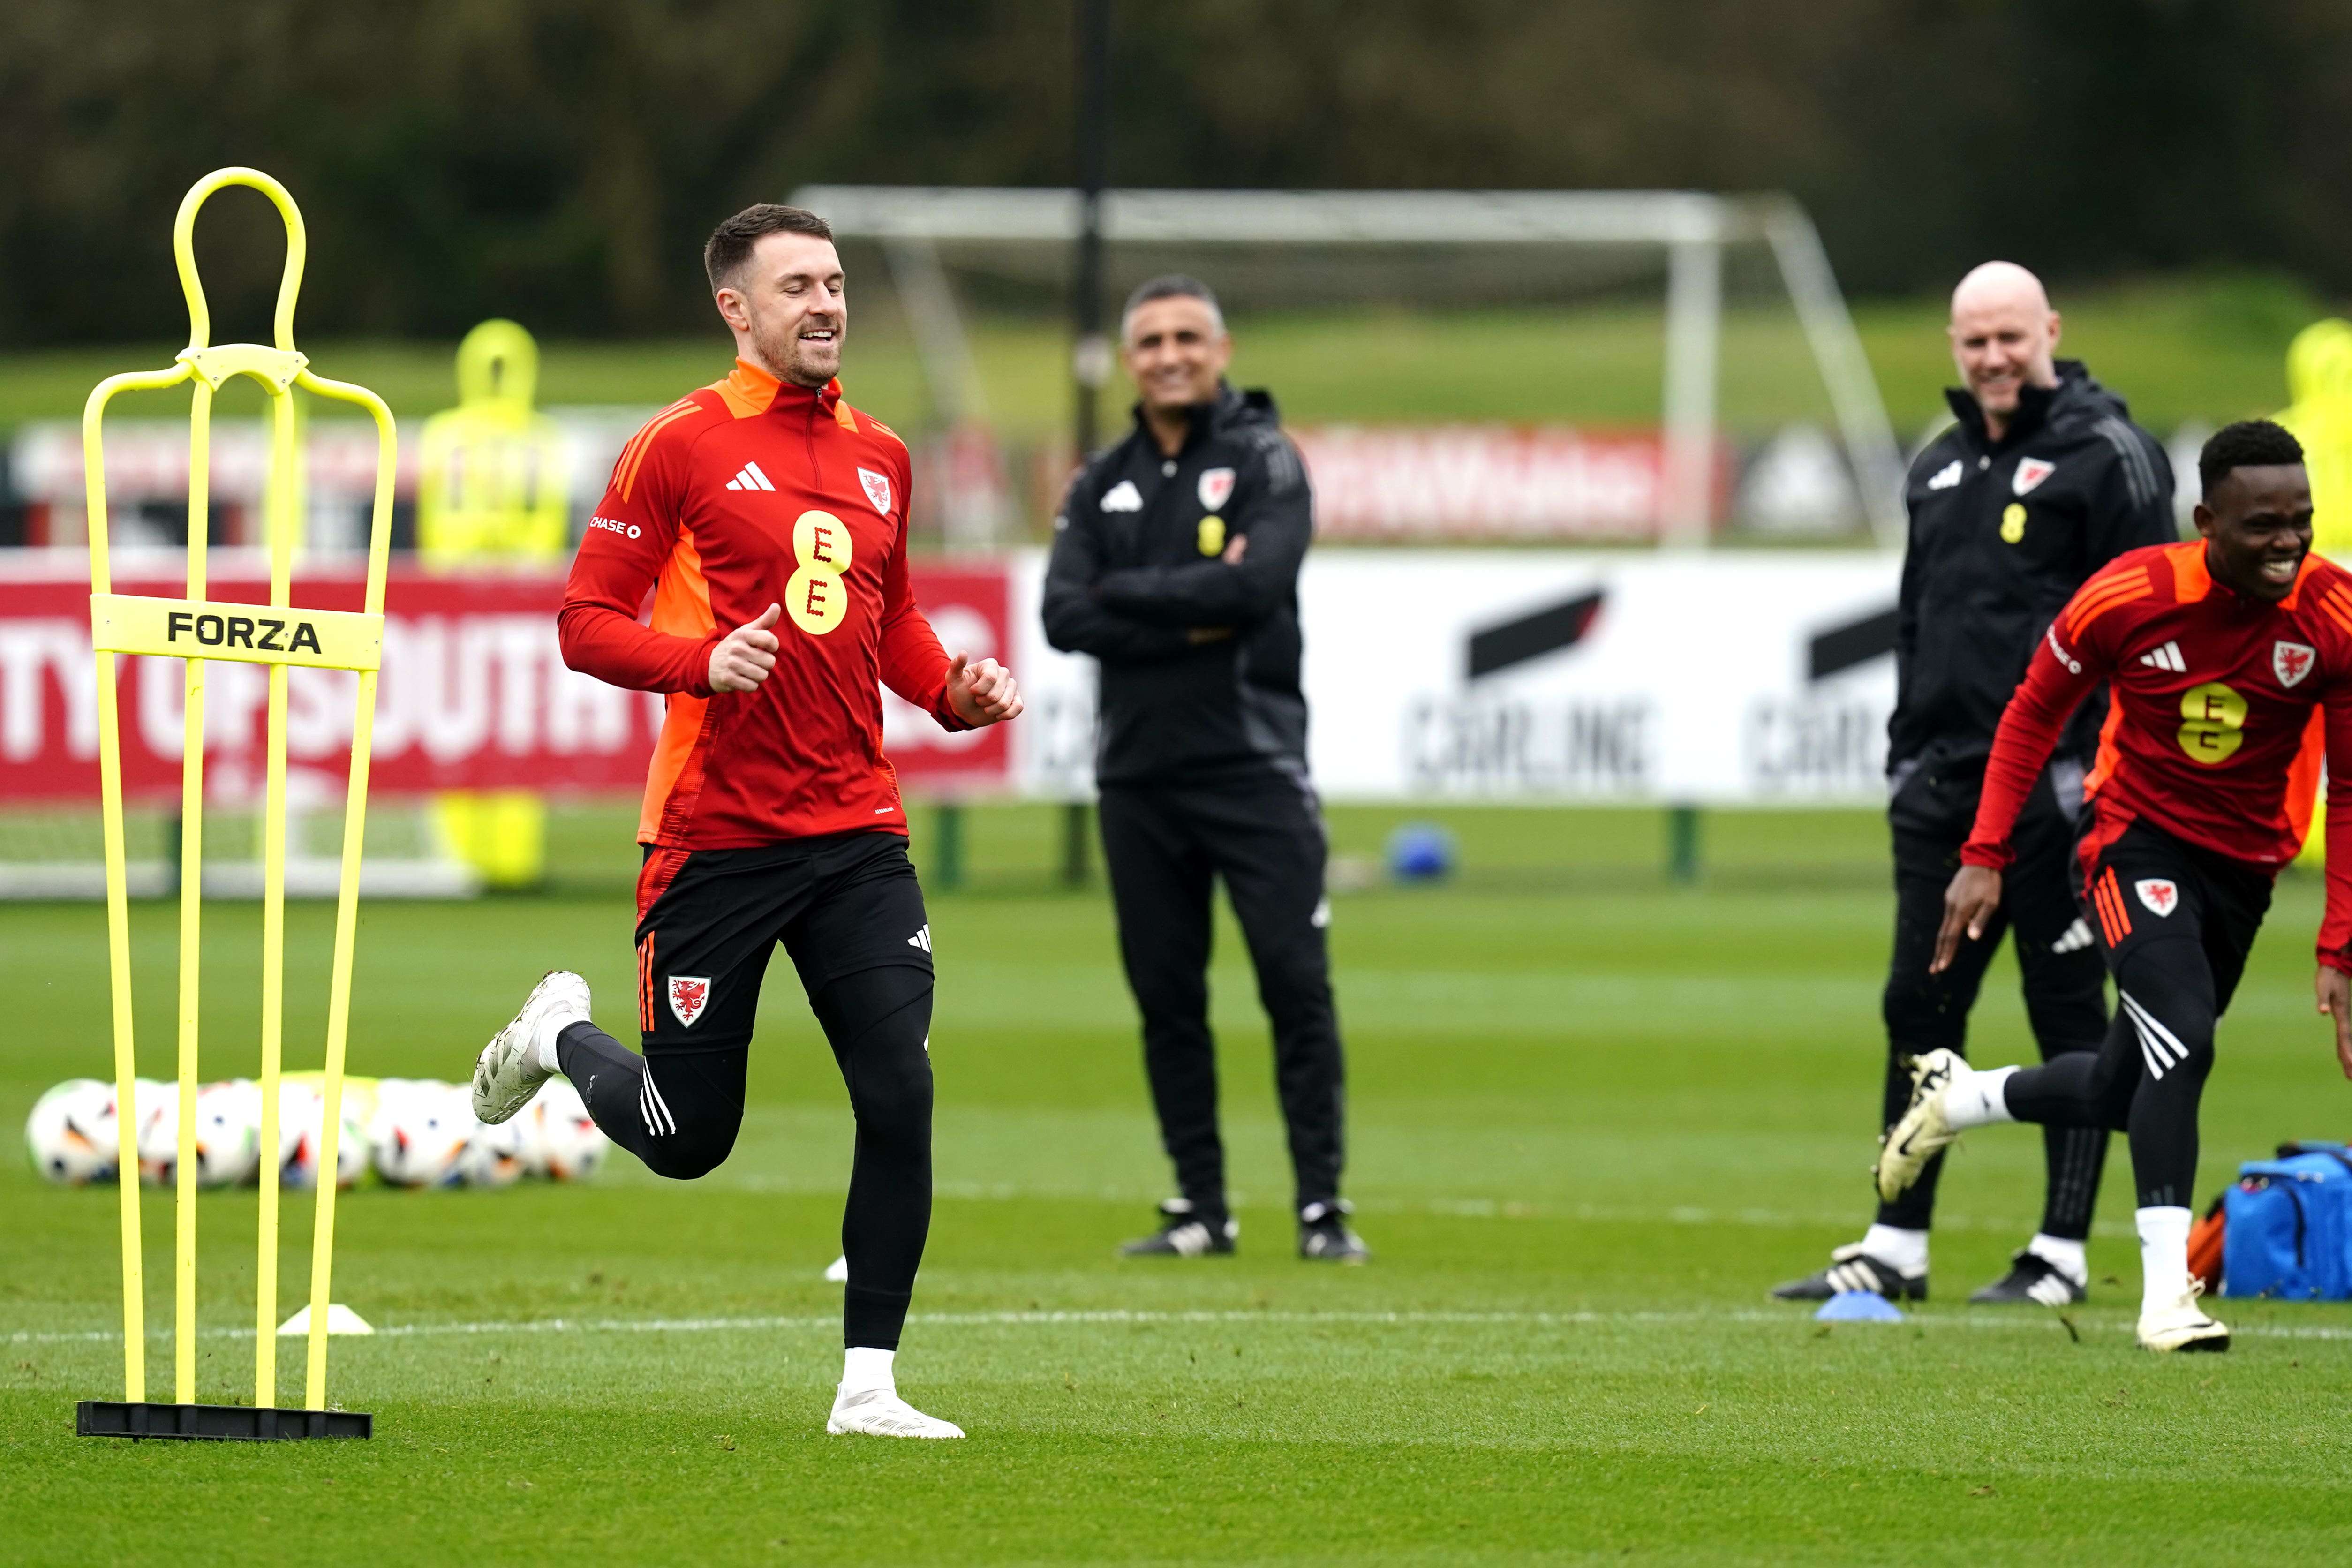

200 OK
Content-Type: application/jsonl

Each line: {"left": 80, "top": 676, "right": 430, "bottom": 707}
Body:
{"left": 464, "top": 204, "right": 1021, "bottom": 1439}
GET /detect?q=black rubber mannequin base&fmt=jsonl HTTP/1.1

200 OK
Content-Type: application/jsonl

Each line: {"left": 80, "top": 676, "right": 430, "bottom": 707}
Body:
{"left": 76, "top": 1400, "right": 372, "bottom": 1440}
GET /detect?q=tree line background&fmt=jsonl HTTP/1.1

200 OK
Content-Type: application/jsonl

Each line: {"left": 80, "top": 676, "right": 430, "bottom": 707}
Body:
{"left": 3, "top": 0, "right": 2347, "bottom": 346}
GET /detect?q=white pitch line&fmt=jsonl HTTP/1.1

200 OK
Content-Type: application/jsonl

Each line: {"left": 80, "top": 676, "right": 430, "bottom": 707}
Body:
{"left": 12, "top": 1305, "right": 2352, "bottom": 1346}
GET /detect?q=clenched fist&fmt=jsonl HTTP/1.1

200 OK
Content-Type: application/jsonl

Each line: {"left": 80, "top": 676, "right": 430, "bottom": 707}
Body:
{"left": 709, "top": 603, "right": 782, "bottom": 693}
{"left": 945, "top": 652, "right": 1023, "bottom": 727}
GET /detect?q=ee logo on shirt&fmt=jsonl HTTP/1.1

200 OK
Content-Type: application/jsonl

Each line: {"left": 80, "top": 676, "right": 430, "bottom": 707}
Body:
{"left": 2177, "top": 680, "right": 2247, "bottom": 764}
{"left": 788, "top": 509, "right": 853, "bottom": 635}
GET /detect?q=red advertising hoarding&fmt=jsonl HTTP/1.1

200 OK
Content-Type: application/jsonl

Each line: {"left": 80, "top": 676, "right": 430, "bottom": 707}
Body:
{"left": 0, "top": 557, "right": 1013, "bottom": 805}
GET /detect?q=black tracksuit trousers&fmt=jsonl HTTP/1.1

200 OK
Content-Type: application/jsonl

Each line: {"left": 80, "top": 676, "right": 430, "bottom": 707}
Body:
{"left": 1098, "top": 769, "right": 1346, "bottom": 1222}
{"left": 1879, "top": 765, "right": 2111, "bottom": 1237}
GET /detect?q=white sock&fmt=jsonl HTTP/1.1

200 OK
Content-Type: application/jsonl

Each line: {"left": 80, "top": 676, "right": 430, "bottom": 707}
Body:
{"left": 2025, "top": 1232, "right": 2088, "bottom": 1286}
{"left": 840, "top": 1346, "right": 896, "bottom": 1397}
{"left": 1860, "top": 1224, "right": 1928, "bottom": 1276}
{"left": 535, "top": 1010, "right": 586, "bottom": 1073}
{"left": 1942, "top": 1064, "right": 2018, "bottom": 1129}
{"left": 2135, "top": 1205, "right": 2193, "bottom": 1315}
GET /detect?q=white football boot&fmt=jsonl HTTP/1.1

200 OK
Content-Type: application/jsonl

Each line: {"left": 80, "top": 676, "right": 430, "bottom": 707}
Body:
{"left": 1873, "top": 1048, "right": 1966, "bottom": 1203}
{"left": 826, "top": 1387, "right": 966, "bottom": 1439}
{"left": 472, "top": 970, "right": 591, "bottom": 1125}
{"left": 2138, "top": 1279, "right": 2230, "bottom": 1353}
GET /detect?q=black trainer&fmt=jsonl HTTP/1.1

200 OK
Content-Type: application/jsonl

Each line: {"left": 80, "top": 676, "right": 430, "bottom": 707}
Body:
{"left": 1297, "top": 1199, "right": 1370, "bottom": 1263}
{"left": 1769, "top": 1243, "right": 1926, "bottom": 1302}
{"left": 1968, "top": 1248, "right": 2086, "bottom": 1306}
{"left": 1118, "top": 1198, "right": 1237, "bottom": 1258}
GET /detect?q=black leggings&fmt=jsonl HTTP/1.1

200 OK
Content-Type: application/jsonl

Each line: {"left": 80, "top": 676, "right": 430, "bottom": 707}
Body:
{"left": 557, "top": 964, "right": 934, "bottom": 1349}
{"left": 2000, "top": 820, "right": 2272, "bottom": 1212}
{"left": 2005, "top": 940, "right": 2213, "bottom": 1210}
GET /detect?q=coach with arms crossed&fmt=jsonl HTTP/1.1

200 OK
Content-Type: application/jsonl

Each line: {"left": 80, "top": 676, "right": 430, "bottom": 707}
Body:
{"left": 1774, "top": 262, "right": 2175, "bottom": 1307}
{"left": 1044, "top": 276, "right": 1365, "bottom": 1264}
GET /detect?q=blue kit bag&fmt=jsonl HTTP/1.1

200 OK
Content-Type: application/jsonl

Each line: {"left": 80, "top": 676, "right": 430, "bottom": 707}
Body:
{"left": 2221, "top": 1143, "right": 2352, "bottom": 1300}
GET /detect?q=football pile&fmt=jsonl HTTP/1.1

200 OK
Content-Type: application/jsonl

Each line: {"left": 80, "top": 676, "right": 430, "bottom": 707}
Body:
{"left": 23, "top": 1072, "right": 606, "bottom": 1190}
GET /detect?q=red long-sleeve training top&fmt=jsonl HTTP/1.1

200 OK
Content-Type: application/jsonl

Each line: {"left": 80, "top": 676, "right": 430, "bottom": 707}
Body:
{"left": 1961, "top": 539, "right": 2352, "bottom": 970}
{"left": 558, "top": 360, "right": 966, "bottom": 853}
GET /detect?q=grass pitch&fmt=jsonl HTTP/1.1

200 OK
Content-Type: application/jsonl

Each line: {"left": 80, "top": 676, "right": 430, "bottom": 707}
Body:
{"left": 5, "top": 805, "right": 2352, "bottom": 1565}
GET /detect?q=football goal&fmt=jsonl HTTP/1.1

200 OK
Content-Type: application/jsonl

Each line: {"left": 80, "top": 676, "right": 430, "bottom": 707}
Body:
{"left": 790, "top": 186, "right": 1905, "bottom": 550}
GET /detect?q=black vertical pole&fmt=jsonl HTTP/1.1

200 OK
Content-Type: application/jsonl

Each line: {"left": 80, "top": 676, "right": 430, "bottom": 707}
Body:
{"left": 1063, "top": 0, "right": 1111, "bottom": 889}
{"left": 1073, "top": 0, "right": 1111, "bottom": 458}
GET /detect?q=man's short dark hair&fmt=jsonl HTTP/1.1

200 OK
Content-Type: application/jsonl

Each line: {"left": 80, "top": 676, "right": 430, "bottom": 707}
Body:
{"left": 2200, "top": 419, "right": 2306, "bottom": 499}
{"left": 1121, "top": 275, "right": 1224, "bottom": 338}
{"left": 704, "top": 204, "right": 834, "bottom": 292}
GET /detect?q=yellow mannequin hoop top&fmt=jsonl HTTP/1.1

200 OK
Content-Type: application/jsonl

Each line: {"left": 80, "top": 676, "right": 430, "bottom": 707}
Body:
{"left": 169, "top": 169, "right": 310, "bottom": 393}
{"left": 174, "top": 166, "right": 305, "bottom": 353}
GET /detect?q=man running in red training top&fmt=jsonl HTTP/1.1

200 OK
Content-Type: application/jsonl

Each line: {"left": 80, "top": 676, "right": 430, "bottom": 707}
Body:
{"left": 1876, "top": 420, "right": 2352, "bottom": 1353}
{"left": 465, "top": 204, "right": 1022, "bottom": 1437}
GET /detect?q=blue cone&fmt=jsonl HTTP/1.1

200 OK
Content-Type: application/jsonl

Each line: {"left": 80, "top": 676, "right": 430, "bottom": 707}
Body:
{"left": 1386, "top": 822, "right": 1457, "bottom": 883}
{"left": 1814, "top": 1290, "right": 1906, "bottom": 1322}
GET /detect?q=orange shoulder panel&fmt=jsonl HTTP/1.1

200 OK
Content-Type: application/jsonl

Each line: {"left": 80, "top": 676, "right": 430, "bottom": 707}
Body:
{"left": 614, "top": 395, "right": 712, "bottom": 504}
{"left": 2163, "top": 539, "right": 2213, "bottom": 602}
{"left": 2063, "top": 558, "right": 2156, "bottom": 638}
{"left": 2317, "top": 577, "right": 2352, "bottom": 642}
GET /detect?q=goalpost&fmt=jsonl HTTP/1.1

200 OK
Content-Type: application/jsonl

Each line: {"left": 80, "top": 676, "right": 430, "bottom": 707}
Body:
{"left": 791, "top": 186, "right": 1906, "bottom": 549}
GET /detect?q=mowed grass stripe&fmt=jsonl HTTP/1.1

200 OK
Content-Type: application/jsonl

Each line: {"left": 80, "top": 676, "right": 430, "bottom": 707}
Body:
{"left": 18, "top": 1305, "right": 2352, "bottom": 1346}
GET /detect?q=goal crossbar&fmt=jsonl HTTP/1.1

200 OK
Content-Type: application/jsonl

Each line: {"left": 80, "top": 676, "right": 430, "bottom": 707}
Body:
{"left": 793, "top": 185, "right": 1904, "bottom": 546}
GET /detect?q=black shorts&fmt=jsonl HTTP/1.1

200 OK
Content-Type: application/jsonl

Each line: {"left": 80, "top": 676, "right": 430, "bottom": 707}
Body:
{"left": 2075, "top": 816, "right": 2273, "bottom": 1014}
{"left": 632, "top": 830, "right": 933, "bottom": 1055}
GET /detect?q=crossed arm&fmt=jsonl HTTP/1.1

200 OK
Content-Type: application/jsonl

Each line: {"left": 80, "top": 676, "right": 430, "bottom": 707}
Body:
{"left": 1041, "top": 442, "right": 1310, "bottom": 660}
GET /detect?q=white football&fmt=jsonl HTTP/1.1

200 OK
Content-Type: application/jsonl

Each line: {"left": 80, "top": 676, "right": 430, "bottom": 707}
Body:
{"left": 507, "top": 1087, "right": 550, "bottom": 1178}
{"left": 190, "top": 1080, "right": 264, "bottom": 1188}
{"left": 25, "top": 1078, "right": 122, "bottom": 1186}
{"left": 369, "top": 1080, "right": 472, "bottom": 1188}
{"left": 455, "top": 1110, "right": 527, "bottom": 1188}
{"left": 132, "top": 1078, "right": 179, "bottom": 1187}
{"left": 278, "top": 1079, "right": 369, "bottom": 1191}
{"left": 139, "top": 1079, "right": 264, "bottom": 1189}
{"left": 532, "top": 1078, "right": 607, "bottom": 1182}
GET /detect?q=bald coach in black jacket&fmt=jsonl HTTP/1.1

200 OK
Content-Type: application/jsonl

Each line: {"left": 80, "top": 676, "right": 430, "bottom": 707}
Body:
{"left": 1043, "top": 275, "right": 1364, "bottom": 1266}
{"left": 1775, "top": 262, "right": 2177, "bottom": 1308}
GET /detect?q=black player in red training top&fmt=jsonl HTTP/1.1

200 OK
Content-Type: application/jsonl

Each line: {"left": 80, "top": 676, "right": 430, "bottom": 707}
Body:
{"left": 1876, "top": 421, "right": 2352, "bottom": 1352}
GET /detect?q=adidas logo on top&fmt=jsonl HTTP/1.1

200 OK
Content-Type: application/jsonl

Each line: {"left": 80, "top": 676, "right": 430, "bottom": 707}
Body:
{"left": 1926, "top": 460, "right": 1962, "bottom": 490}
{"left": 725, "top": 460, "right": 776, "bottom": 492}
{"left": 2137, "top": 641, "right": 2186, "bottom": 673}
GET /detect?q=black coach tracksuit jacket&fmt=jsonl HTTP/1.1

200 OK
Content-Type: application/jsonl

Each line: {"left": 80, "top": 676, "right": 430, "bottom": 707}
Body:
{"left": 1891, "top": 359, "right": 2177, "bottom": 827}
{"left": 1041, "top": 383, "right": 1313, "bottom": 785}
